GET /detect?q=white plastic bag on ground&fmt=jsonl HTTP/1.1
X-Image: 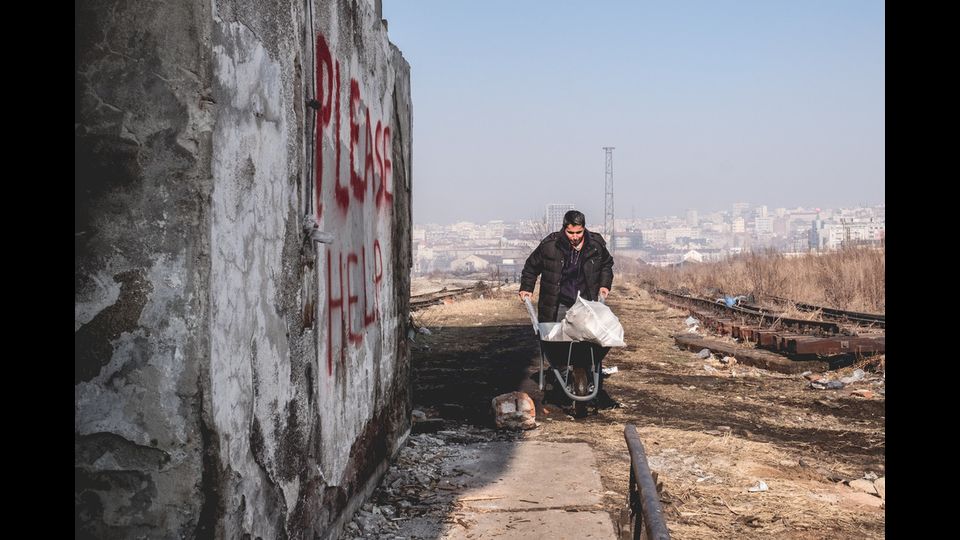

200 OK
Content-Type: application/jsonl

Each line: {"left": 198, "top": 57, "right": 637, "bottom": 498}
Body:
{"left": 561, "top": 295, "right": 626, "bottom": 347}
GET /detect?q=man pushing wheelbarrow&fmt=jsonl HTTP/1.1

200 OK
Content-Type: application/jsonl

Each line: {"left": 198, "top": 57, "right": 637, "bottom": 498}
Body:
{"left": 519, "top": 210, "right": 623, "bottom": 417}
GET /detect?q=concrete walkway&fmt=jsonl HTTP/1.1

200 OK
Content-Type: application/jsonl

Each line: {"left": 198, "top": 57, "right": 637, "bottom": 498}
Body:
{"left": 438, "top": 440, "right": 617, "bottom": 539}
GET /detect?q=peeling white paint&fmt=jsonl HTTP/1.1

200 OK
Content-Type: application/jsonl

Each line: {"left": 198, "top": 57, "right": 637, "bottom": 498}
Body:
{"left": 75, "top": 272, "right": 122, "bottom": 331}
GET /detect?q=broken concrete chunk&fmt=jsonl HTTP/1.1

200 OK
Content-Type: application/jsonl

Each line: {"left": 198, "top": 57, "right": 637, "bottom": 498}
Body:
{"left": 849, "top": 478, "right": 878, "bottom": 496}
{"left": 492, "top": 391, "right": 537, "bottom": 430}
{"left": 874, "top": 477, "right": 885, "bottom": 500}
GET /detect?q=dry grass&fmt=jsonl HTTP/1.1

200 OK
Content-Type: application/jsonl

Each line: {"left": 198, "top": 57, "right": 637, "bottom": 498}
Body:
{"left": 637, "top": 246, "right": 884, "bottom": 313}
{"left": 410, "top": 280, "right": 528, "bottom": 329}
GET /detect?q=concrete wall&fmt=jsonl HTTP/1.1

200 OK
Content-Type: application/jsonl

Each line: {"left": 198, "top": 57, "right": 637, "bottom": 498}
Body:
{"left": 76, "top": 1, "right": 412, "bottom": 537}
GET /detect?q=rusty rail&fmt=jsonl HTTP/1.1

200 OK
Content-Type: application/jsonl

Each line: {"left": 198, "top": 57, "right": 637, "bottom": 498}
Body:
{"left": 651, "top": 288, "right": 885, "bottom": 360}
{"left": 760, "top": 294, "right": 885, "bottom": 328}
{"left": 653, "top": 288, "right": 843, "bottom": 335}
{"left": 624, "top": 424, "right": 670, "bottom": 540}
{"left": 409, "top": 285, "right": 479, "bottom": 311}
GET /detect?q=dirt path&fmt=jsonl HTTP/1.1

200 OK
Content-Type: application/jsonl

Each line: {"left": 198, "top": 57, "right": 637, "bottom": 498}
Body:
{"left": 355, "top": 279, "right": 885, "bottom": 539}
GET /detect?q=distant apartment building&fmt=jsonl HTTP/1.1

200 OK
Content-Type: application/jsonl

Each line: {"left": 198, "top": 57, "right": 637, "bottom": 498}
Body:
{"left": 810, "top": 217, "right": 884, "bottom": 250}
{"left": 732, "top": 216, "right": 746, "bottom": 233}
{"left": 479, "top": 220, "right": 506, "bottom": 240}
{"left": 639, "top": 226, "right": 696, "bottom": 247}
{"left": 755, "top": 216, "right": 774, "bottom": 236}
{"left": 685, "top": 209, "right": 699, "bottom": 227}
{"left": 732, "top": 202, "right": 750, "bottom": 217}
{"left": 613, "top": 231, "right": 644, "bottom": 250}
{"left": 681, "top": 248, "right": 723, "bottom": 263}
{"left": 546, "top": 203, "right": 575, "bottom": 232}
{"left": 772, "top": 217, "right": 788, "bottom": 236}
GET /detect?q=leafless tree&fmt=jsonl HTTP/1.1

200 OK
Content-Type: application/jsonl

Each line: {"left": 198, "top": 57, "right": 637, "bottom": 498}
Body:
{"left": 527, "top": 212, "right": 550, "bottom": 241}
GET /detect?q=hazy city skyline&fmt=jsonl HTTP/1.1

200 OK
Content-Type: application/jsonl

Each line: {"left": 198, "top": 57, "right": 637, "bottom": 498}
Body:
{"left": 383, "top": 1, "right": 885, "bottom": 226}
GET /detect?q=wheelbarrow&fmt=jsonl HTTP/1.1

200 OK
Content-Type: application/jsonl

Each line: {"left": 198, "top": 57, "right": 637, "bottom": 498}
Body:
{"left": 523, "top": 298, "right": 610, "bottom": 417}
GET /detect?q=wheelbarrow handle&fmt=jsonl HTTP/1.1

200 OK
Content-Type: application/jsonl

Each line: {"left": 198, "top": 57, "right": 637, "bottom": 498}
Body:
{"left": 522, "top": 297, "right": 539, "bottom": 334}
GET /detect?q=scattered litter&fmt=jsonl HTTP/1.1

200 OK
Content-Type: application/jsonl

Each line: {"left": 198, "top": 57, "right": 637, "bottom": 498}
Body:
{"left": 696, "top": 348, "right": 712, "bottom": 359}
{"left": 602, "top": 366, "right": 619, "bottom": 376}
{"left": 703, "top": 365, "right": 718, "bottom": 373}
{"left": 714, "top": 294, "right": 749, "bottom": 307}
{"left": 800, "top": 370, "right": 812, "bottom": 378}
{"left": 407, "top": 328, "right": 416, "bottom": 342}
{"left": 719, "top": 356, "right": 737, "bottom": 366}
{"left": 851, "top": 389, "right": 874, "bottom": 398}
{"left": 815, "top": 399, "right": 845, "bottom": 409}
{"left": 684, "top": 316, "right": 701, "bottom": 327}
{"left": 810, "top": 379, "right": 844, "bottom": 390}
{"left": 839, "top": 369, "right": 865, "bottom": 385}
{"left": 418, "top": 326, "right": 433, "bottom": 335}
{"left": 696, "top": 474, "right": 715, "bottom": 483}
{"left": 747, "top": 480, "right": 769, "bottom": 492}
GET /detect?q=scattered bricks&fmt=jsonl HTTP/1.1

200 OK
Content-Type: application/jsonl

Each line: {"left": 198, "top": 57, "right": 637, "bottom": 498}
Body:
{"left": 758, "top": 331, "right": 778, "bottom": 347}
{"left": 492, "top": 391, "right": 537, "bottom": 430}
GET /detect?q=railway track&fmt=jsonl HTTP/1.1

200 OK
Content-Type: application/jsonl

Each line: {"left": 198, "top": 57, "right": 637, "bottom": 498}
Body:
{"left": 651, "top": 288, "right": 884, "bottom": 360}
{"left": 757, "top": 294, "right": 885, "bottom": 328}
{"left": 409, "top": 285, "right": 482, "bottom": 311}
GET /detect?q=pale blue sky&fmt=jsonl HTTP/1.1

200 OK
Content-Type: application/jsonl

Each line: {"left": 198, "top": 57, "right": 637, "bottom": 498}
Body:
{"left": 382, "top": 1, "right": 885, "bottom": 225}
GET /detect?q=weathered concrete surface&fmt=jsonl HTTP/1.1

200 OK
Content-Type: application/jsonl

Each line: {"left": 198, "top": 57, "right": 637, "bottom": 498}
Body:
{"left": 76, "top": 0, "right": 412, "bottom": 537}
{"left": 75, "top": 1, "right": 214, "bottom": 537}
{"left": 446, "top": 510, "right": 617, "bottom": 540}
{"left": 447, "top": 442, "right": 617, "bottom": 538}
{"left": 451, "top": 441, "right": 607, "bottom": 510}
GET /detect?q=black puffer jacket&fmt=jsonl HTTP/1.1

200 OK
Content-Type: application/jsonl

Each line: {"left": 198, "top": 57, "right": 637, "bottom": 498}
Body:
{"left": 520, "top": 230, "right": 614, "bottom": 322}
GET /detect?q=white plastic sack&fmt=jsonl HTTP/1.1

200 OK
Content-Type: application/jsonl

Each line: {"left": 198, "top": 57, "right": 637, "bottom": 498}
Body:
{"left": 538, "top": 322, "right": 569, "bottom": 341}
{"left": 561, "top": 295, "right": 626, "bottom": 347}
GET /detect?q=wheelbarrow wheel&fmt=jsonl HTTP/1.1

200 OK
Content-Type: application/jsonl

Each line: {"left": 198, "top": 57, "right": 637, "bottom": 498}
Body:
{"left": 572, "top": 367, "right": 589, "bottom": 418}
{"left": 574, "top": 400, "right": 587, "bottom": 418}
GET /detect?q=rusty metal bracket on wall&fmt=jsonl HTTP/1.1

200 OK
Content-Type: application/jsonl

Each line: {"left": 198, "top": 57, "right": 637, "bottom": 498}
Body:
{"left": 300, "top": 214, "right": 334, "bottom": 270}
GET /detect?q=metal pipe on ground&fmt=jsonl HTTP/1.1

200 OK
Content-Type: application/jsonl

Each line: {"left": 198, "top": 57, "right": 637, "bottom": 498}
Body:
{"left": 624, "top": 424, "right": 671, "bottom": 539}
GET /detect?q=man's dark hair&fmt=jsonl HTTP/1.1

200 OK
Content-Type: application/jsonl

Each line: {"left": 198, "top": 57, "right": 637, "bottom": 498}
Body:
{"left": 562, "top": 210, "right": 586, "bottom": 229}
